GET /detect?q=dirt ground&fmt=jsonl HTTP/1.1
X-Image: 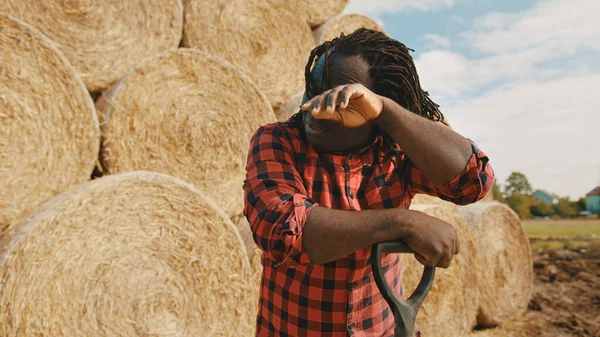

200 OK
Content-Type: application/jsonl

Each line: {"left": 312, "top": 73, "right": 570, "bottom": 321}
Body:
{"left": 470, "top": 240, "right": 600, "bottom": 337}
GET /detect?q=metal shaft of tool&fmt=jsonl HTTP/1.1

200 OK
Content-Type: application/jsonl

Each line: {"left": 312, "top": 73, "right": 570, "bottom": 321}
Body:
{"left": 371, "top": 241, "right": 436, "bottom": 337}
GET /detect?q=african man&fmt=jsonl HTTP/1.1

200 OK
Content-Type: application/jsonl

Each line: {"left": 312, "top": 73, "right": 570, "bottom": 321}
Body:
{"left": 242, "top": 28, "right": 494, "bottom": 337}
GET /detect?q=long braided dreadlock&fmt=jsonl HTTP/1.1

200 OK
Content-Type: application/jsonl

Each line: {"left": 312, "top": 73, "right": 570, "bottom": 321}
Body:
{"left": 289, "top": 28, "right": 446, "bottom": 153}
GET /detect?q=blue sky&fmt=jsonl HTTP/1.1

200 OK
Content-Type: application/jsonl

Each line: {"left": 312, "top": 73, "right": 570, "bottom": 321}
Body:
{"left": 344, "top": 0, "right": 600, "bottom": 199}
{"left": 368, "top": 1, "right": 536, "bottom": 58}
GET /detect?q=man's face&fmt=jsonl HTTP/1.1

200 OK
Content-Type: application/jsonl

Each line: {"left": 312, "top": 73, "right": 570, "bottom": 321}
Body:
{"left": 302, "top": 54, "right": 377, "bottom": 154}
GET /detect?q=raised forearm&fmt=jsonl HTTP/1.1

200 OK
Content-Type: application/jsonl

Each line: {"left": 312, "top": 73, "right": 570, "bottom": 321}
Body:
{"left": 376, "top": 97, "right": 473, "bottom": 185}
{"left": 302, "top": 206, "right": 417, "bottom": 264}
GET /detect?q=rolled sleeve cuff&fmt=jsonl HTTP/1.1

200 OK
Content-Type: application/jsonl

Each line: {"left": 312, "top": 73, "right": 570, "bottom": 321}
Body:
{"left": 274, "top": 194, "right": 318, "bottom": 267}
{"left": 443, "top": 140, "right": 493, "bottom": 203}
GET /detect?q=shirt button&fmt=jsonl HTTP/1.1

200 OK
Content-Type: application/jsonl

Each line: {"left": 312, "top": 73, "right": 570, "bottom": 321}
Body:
{"left": 349, "top": 193, "right": 355, "bottom": 199}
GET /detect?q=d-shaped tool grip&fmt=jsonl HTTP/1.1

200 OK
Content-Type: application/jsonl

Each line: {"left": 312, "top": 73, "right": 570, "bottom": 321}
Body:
{"left": 371, "top": 241, "right": 436, "bottom": 337}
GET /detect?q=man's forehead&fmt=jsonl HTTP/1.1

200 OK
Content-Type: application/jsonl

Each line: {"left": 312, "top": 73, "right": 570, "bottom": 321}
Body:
{"left": 309, "top": 54, "right": 372, "bottom": 90}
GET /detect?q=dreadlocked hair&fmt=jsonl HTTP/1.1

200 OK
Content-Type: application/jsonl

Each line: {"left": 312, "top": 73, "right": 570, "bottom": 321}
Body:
{"left": 289, "top": 28, "right": 446, "bottom": 155}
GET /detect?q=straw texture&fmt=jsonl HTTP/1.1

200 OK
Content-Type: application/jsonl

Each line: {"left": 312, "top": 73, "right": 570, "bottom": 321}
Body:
{"left": 97, "top": 49, "right": 276, "bottom": 219}
{"left": 402, "top": 204, "right": 479, "bottom": 337}
{"left": 235, "top": 217, "right": 261, "bottom": 268}
{"left": 0, "top": 14, "right": 99, "bottom": 238}
{"left": 481, "top": 191, "right": 494, "bottom": 202}
{"left": 411, "top": 194, "right": 459, "bottom": 208}
{"left": 266, "top": 0, "right": 348, "bottom": 28}
{"left": 457, "top": 202, "right": 534, "bottom": 327}
{"left": 312, "top": 14, "right": 386, "bottom": 44}
{"left": 182, "top": 0, "right": 314, "bottom": 108}
{"left": 274, "top": 91, "right": 305, "bottom": 122}
{"left": 0, "top": 171, "right": 256, "bottom": 337}
{"left": 235, "top": 216, "right": 262, "bottom": 337}
{"left": 0, "top": 0, "right": 183, "bottom": 92}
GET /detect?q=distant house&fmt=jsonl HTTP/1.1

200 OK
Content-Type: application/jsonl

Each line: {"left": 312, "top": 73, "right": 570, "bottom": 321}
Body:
{"left": 533, "top": 190, "right": 556, "bottom": 204}
{"left": 587, "top": 186, "right": 600, "bottom": 215}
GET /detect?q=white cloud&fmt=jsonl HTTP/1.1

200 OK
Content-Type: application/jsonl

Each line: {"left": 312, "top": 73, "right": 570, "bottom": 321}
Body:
{"left": 423, "top": 34, "right": 451, "bottom": 49}
{"left": 411, "top": 0, "right": 600, "bottom": 199}
{"left": 465, "top": 0, "right": 600, "bottom": 55}
{"left": 345, "top": 0, "right": 459, "bottom": 18}
{"left": 415, "top": 47, "right": 584, "bottom": 101}
{"left": 415, "top": 0, "right": 600, "bottom": 101}
{"left": 450, "top": 15, "right": 466, "bottom": 26}
{"left": 445, "top": 74, "right": 600, "bottom": 199}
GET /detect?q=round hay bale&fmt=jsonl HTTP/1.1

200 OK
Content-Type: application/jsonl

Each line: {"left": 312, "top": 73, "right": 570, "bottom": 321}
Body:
{"left": 402, "top": 204, "right": 479, "bottom": 337}
{"left": 266, "top": 0, "right": 349, "bottom": 28}
{"left": 97, "top": 49, "right": 276, "bottom": 219}
{"left": 235, "top": 217, "right": 261, "bottom": 268}
{"left": 481, "top": 191, "right": 494, "bottom": 202}
{"left": 411, "top": 194, "right": 459, "bottom": 208}
{"left": 312, "top": 13, "right": 386, "bottom": 45}
{"left": 182, "top": 0, "right": 314, "bottom": 109}
{"left": 457, "top": 201, "right": 534, "bottom": 327}
{"left": 0, "top": 171, "right": 256, "bottom": 336}
{"left": 236, "top": 217, "right": 262, "bottom": 276}
{"left": 0, "top": 0, "right": 183, "bottom": 92}
{"left": 0, "top": 14, "right": 99, "bottom": 237}
{"left": 274, "top": 91, "right": 305, "bottom": 122}
{"left": 235, "top": 216, "right": 262, "bottom": 337}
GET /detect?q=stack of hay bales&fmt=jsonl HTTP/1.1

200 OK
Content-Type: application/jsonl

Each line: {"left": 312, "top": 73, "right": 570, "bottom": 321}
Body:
{"left": 274, "top": 91, "right": 305, "bottom": 122}
{"left": 266, "top": 0, "right": 349, "bottom": 28}
{"left": 403, "top": 202, "right": 533, "bottom": 336}
{"left": 1, "top": 1, "right": 532, "bottom": 336}
{"left": 236, "top": 216, "right": 264, "bottom": 315}
{"left": 313, "top": 13, "right": 386, "bottom": 44}
{"left": 458, "top": 202, "right": 534, "bottom": 327}
{"left": 0, "top": 0, "right": 184, "bottom": 92}
{"left": 403, "top": 204, "right": 480, "bottom": 337}
{"left": 182, "top": 0, "right": 315, "bottom": 110}
{"left": 0, "top": 172, "right": 256, "bottom": 336}
{"left": 96, "top": 48, "right": 276, "bottom": 219}
{"left": 0, "top": 13, "right": 99, "bottom": 239}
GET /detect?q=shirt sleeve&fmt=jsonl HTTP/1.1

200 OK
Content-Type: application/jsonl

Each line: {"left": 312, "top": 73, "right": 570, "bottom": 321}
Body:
{"left": 405, "top": 139, "right": 495, "bottom": 205}
{"left": 243, "top": 123, "right": 318, "bottom": 267}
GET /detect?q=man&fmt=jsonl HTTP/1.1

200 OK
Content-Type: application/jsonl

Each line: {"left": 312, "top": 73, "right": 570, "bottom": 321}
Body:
{"left": 243, "top": 28, "right": 494, "bottom": 337}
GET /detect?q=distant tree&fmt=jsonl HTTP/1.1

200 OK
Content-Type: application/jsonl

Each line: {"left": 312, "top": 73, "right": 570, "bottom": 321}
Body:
{"left": 506, "top": 192, "right": 533, "bottom": 219}
{"left": 492, "top": 180, "right": 505, "bottom": 203}
{"left": 503, "top": 172, "right": 533, "bottom": 199}
{"left": 577, "top": 197, "right": 587, "bottom": 212}
{"left": 553, "top": 197, "right": 579, "bottom": 218}
{"left": 530, "top": 201, "right": 554, "bottom": 217}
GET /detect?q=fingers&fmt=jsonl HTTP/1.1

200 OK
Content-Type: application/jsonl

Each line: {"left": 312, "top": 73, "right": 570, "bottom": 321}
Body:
{"left": 300, "top": 94, "right": 318, "bottom": 112}
{"left": 436, "top": 254, "right": 453, "bottom": 269}
{"left": 325, "top": 87, "right": 342, "bottom": 112}
{"left": 414, "top": 240, "right": 457, "bottom": 269}
{"left": 299, "top": 84, "right": 363, "bottom": 114}
{"left": 416, "top": 252, "right": 453, "bottom": 269}
{"left": 414, "top": 253, "right": 435, "bottom": 268}
{"left": 339, "top": 85, "right": 359, "bottom": 109}
{"left": 311, "top": 92, "right": 332, "bottom": 120}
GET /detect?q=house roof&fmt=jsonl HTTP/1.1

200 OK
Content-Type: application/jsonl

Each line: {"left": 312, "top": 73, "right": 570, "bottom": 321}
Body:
{"left": 533, "top": 190, "right": 554, "bottom": 202}
{"left": 587, "top": 186, "right": 600, "bottom": 196}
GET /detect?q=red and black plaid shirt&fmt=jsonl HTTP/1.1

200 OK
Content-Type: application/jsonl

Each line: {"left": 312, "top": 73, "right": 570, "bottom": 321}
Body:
{"left": 243, "top": 121, "right": 494, "bottom": 337}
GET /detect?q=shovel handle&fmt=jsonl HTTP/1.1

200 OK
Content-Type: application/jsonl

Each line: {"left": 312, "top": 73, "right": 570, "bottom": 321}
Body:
{"left": 371, "top": 241, "right": 435, "bottom": 337}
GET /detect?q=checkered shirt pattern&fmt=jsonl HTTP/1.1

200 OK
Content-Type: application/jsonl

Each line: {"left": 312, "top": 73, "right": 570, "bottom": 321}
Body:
{"left": 243, "top": 121, "right": 494, "bottom": 337}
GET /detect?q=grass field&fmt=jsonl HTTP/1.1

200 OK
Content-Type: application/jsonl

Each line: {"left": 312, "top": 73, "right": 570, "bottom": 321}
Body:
{"left": 523, "top": 219, "right": 600, "bottom": 250}
{"left": 523, "top": 219, "right": 600, "bottom": 238}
